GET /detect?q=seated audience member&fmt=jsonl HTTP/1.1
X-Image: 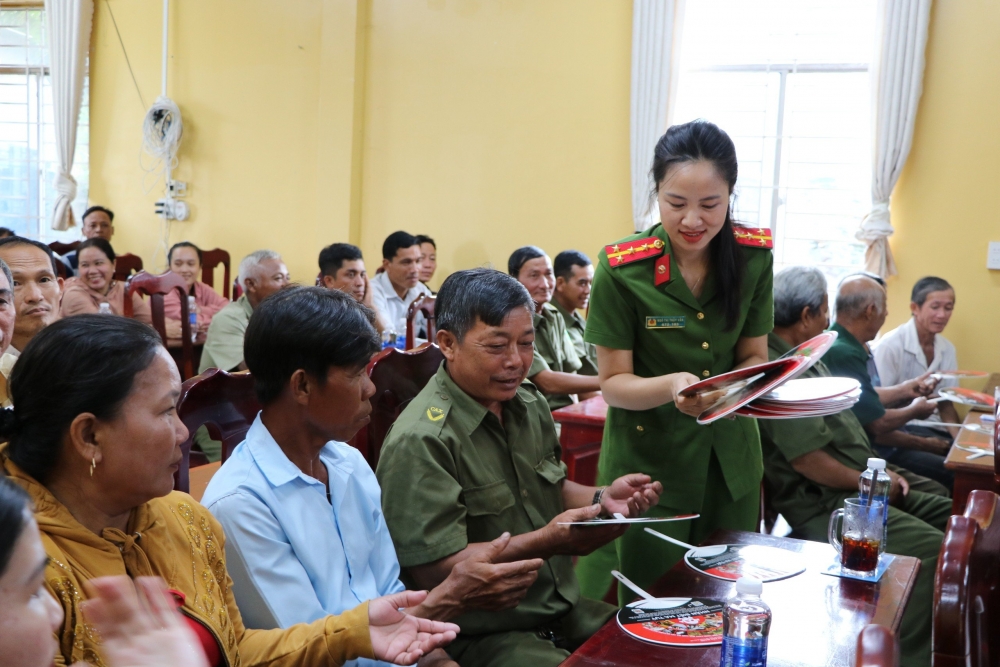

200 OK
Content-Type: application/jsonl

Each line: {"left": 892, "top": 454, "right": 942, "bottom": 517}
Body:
{"left": 376, "top": 269, "right": 662, "bottom": 667}
{"left": 874, "top": 276, "right": 961, "bottom": 434}
{"left": 509, "top": 247, "right": 600, "bottom": 410}
{"left": 0, "top": 239, "right": 62, "bottom": 396}
{"left": 370, "top": 231, "right": 431, "bottom": 338}
{"left": 0, "top": 476, "right": 211, "bottom": 667}
{"left": 163, "top": 241, "right": 230, "bottom": 339}
{"left": 762, "top": 266, "right": 950, "bottom": 667}
{"left": 822, "top": 273, "right": 953, "bottom": 489}
{"left": 552, "top": 250, "right": 598, "bottom": 376}
{"left": 59, "top": 238, "right": 151, "bottom": 325}
{"left": 416, "top": 235, "right": 437, "bottom": 286}
{"left": 318, "top": 242, "right": 389, "bottom": 332}
{"left": 203, "top": 287, "right": 541, "bottom": 667}
{"left": 199, "top": 249, "right": 289, "bottom": 374}
{"left": 0, "top": 260, "right": 14, "bottom": 405}
{"left": 0, "top": 315, "right": 459, "bottom": 667}
{"left": 61, "top": 205, "right": 116, "bottom": 274}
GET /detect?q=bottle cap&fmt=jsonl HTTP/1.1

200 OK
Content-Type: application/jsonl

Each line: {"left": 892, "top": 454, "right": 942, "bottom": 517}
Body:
{"left": 735, "top": 576, "right": 762, "bottom": 596}
{"left": 866, "top": 457, "right": 886, "bottom": 471}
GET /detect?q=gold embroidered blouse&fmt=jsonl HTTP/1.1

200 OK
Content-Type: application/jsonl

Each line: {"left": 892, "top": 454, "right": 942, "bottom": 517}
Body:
{"left": 2, "top": 454, "right": 375, "bottom": 667}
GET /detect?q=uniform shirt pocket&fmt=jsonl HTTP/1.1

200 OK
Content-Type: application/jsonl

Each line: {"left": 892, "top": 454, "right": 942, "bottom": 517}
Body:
{"left": 463, "top": 480, "right": 517, "bottom": 516}
{"left": 534, "top": 456, "right": 567, "bottom": 485}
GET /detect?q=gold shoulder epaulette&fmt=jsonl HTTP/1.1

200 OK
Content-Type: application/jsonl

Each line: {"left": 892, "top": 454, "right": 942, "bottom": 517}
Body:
{"left": 733, "top": 226, "right": 773, "bottom": 249}
{"left": 605, "top": 237, "right": 665, "bottom": 267}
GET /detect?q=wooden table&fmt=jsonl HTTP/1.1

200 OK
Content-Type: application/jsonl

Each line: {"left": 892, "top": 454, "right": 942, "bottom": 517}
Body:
{"left": 563, "top": 530, "right": 920, "bottom": 667}
{"left": 944, "top": 410, "right": 997, "bottom": 514}
{"left": 552, "top": 396, "right": 607, "bottom": 486}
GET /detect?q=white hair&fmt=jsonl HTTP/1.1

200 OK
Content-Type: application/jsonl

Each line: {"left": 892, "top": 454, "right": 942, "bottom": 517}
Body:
{"left": 773, "top": 266, "right": 827, "bottom": 327}
{"left": 238, "top": 249, "right": 281, "bottom": 289}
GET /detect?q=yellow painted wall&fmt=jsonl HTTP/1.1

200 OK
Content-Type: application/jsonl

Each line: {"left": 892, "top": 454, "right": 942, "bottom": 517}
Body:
{"left": 87, "top": 0, "right": 632, "bottom": 289}
{"left": 888, "top": 0, "right": 1000, "bottom": 375}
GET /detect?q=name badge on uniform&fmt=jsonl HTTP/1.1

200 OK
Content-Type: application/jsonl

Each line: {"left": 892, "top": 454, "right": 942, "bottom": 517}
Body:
{"left": 646, "top": 316, "right": 686, "bottom": 329}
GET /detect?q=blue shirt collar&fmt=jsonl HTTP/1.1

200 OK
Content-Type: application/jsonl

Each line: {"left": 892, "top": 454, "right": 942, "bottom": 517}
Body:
{"left": 245, "top": 413, "right": 355, "bottom": 489}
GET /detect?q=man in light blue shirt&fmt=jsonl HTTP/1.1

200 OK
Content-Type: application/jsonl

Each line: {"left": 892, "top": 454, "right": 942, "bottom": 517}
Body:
{"left": 202, "top": 287, "right": 543, "bottom": 667}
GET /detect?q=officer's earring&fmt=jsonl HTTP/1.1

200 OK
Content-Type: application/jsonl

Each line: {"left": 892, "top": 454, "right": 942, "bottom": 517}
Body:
{"left": 90, "top": 457, "right": 96, "bottom": 477}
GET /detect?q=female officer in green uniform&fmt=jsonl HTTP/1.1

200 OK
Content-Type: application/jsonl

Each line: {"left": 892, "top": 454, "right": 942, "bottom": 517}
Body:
{"left": 583, "top": 120, "right": 774, "bottom": 601}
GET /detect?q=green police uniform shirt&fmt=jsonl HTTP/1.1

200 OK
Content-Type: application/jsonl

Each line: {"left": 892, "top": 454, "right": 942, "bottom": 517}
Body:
{"left": 528, "top": 303, "right": 583, "bottom": 411}
{"left": 822, "top": 323, "right": 886, "bottom": 426}
{"left": 375, "top": 363, "right": 579, "bottom": 636}
{"left": 583, "top": 223, "right": 774, "bottom": 512}
{"left": 760, "top": 332, "right": 881, "bottom": 528}
{"left": 552, "top": 300, "right": 599, "bottom": 376}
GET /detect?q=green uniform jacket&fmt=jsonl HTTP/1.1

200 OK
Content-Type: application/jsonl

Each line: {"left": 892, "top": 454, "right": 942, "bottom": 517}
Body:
{"left": 584, "top": 224, "right": 774, "bottom": 512}
{"left": 376, "top": 364, "right": 579, "bottom": 636}
{"left": 552, "top": 300, "right": 599, "bottom": 376}
{"left": 760, "top": 333, "right": 884, "bottom": 527}
{"left": 528, "top": 303, "right": 583, "bottom": 411}
{"left": 822, "top": 323, "right": 886, "bottom": 426}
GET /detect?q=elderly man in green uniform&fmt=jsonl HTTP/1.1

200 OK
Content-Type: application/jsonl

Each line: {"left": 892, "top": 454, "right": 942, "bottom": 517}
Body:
{"left": 822, "top": 273, "right": 953, "bottom": 490}
{"left": 376, "top": 268, "right": 662, "bottom": 667}
{"left": 509, "top": 246, "right": 601, "bottom": 411}
{"left": 763, "top": 266, "right": 950, "bottom": 667}
{"left": 552, "top": 250, "right": 598, "bottom": 376}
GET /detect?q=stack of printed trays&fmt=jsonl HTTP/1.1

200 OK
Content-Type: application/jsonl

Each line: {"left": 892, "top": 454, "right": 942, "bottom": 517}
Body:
{"left": 735, "top": 376, "right": 861, "bottom": 419}
{"left": 681, "top": 331, "right": 857, "bottom": 424}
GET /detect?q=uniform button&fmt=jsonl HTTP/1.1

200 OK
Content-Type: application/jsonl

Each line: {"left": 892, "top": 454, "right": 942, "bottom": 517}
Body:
{"left": 521, "top": 489, "right": 528, "bottom": 498}
{"left": 636, "top": 425, "right": 644, "bottom": 432}
{"left": 697, "top": 312, "right": 705, "bottom": 320}
{"left": 702, "top": 342, "right": 709, "bottom": 349}
{"left": 702, "top": 370, "right": 711, "bottom": 377}
{"left": 439, "top": 394, "right": 449, "bottom": 400}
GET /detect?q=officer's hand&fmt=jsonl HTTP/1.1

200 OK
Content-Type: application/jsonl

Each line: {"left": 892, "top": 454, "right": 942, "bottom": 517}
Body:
{"left": 437, "top": 533, "right": 542, "bottom": 613}
{"left": 602, "top": 474, "right": 663, "bottom": 518}
{"left": 669, "top": 371, "right": 726, "bottom": 417}
{"left": 908, "top": 396, "right": 937, "bottom": 420}
{"left": 885, "top": 469, "right": 909, "bottom": 506}
{"left": 544, "top": 504, "right": 628, "bottom": 556}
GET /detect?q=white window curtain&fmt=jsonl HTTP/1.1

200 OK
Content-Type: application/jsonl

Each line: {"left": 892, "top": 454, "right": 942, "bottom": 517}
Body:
{"left": 630, "top": 0, "right": 683, "bottom": 232}
{"left": 44, "top": 0, "right": 94, "bottom": 231}
{"left": 856, "top": 0, "right": 932, "bottom": 278}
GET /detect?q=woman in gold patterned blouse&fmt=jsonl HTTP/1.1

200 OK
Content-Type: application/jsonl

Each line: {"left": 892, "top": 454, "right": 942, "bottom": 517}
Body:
{"left": 0, "top": 314, "right": 458, "bottom": 667}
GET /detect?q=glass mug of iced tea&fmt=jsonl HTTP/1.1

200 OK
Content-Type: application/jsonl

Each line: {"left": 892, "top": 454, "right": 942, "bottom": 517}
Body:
{"left": 827, "top": 498, "right": 884, "bottom": 576}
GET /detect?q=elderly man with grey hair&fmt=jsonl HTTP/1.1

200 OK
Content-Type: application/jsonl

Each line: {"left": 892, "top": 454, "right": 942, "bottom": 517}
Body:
{"left": 822, "top": 272, "right": 953, "bottom": 489}
{"left": 762, "top": 266, "right": 949, "bottom": 667}
{"left": 199, "top": 249, "right": 290, "bottom": 374}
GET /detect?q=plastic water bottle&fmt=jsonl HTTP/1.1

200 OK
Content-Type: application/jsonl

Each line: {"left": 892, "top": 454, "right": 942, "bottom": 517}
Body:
{"left": 720, "top": 577, "right": 770, "bottom": 667}
{"left": 858, "top": 457, "right": 891, "bottom": 552}
{"left": 187, "top": 296, "right": 198, "bottom": 342}
{"left": 98, "top": 302, "right": 112, "bottom": 315}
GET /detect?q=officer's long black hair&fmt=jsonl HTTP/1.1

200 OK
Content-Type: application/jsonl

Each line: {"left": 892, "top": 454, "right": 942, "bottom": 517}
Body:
{"left": 649, "top": 120, "right": 746, "bottom": 332}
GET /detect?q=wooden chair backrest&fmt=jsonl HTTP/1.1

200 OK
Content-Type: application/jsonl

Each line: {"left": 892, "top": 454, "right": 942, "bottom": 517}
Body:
{"left": 993, "top": 388, "right": 999, "bottom": 483}
{"left": 174, "top": 368, "right": 260, "bottom": 493}
{"left": 358, "top": 343, "right": 444, "bottom": 469}
{"left": 48, "top": 240, "right": 79, "bottom": 256}
{"left": 932, "top": 489, "right": 1000, "bottom": 667}
{"left": 233, "top": 279, "right": 244, "bottom": 299}
{"left": 405, "top": 294, "right": 436, "bottom": 350}
{"left": 124, "top": 271, "right": 194, "bottom": 379}
{"left": 200, "top": 248, "right": 232, "bottom": 298}
{"left": 856, "top": 625, "right": 898, "bottom": 667}
{"left": 113, "top": 253, "right": 144, "bottom": 282}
